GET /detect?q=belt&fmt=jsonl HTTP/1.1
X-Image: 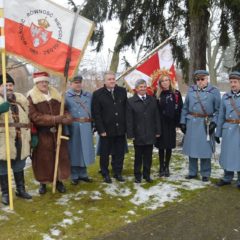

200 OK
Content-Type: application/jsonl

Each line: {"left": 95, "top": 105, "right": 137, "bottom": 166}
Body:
{"left": 189, "top": 112, "right": 212, "bottom": 118}
{"left": 225, "top": 119, "right": 240, "bottom": 124}
{"left": 0, "top": 123, "right": 31, "bottom": 128}
{"left": 72, "top": 117, "right": 92, "bottom": 123}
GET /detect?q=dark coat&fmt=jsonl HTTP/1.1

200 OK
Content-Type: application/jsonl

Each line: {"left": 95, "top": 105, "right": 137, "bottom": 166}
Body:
{"left": 126, "top": 94, "right": 161, "bottom": 145}
{"left": 92, "top": 85, "right": 127, "bottom": 137}
{"left": 28, "top": 86, "right": 70, "bottom": 183}
{"left": 155, "top": 90, "right": 183, "bottom": 149}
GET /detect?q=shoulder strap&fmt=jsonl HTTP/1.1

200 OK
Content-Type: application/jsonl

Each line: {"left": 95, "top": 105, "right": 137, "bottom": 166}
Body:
{"left": 230, "top": 97, "right": 240, "bottom": 118}
{"left": 74, "top": 96, "right": 91, "bottom": 117}
{"left": 195, "top": 91, "right": 207, "bottom": 115}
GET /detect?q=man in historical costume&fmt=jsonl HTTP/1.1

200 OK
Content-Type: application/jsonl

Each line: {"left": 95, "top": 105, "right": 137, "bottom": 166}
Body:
{"left": 28, "top": 72, "right": 71, "bottom": 194}
{"left": 215, "top": 71, "right": 240, "bottom": 188}
{"left": 180, "top": 70, "right": 221, "bottom": 182}
{"left": 92, "top": 71, "right": 127, "bottom": 183}
{"left": 0, "top": 73, "right": 32, "bottom": 205}
{"left": 65, "top": 75, "right": 95, "bottom": 185}
{"left": 126, "top": 79, "right": 161, "bottom": 183}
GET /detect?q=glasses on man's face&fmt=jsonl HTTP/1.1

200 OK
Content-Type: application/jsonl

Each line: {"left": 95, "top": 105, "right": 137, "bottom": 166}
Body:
{"left": 196, "top": 78, "right": 206, "bottom": 82}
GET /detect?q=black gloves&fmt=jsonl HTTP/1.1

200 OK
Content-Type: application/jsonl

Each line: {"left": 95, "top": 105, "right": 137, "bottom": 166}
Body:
{"left": 209, "top": 122, "right": 217, "bottom": 135}
{"left": 215, "top": 137, "right": 220, "bottom": 144}
{"left": 180, "top": 124, "right": 186, "bottom": 134}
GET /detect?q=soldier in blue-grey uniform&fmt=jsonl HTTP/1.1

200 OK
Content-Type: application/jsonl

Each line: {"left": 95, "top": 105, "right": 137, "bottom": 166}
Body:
{"left": 65, "top": 75, "right": 95, "bottom": 185}
{"left": 215, "top": 71, "right": 240, "bottom": 188}
{"left": 180, "top": 70, "right": 221, "bottom": 181}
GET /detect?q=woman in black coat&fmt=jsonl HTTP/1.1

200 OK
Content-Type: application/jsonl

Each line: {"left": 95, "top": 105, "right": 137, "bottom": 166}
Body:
{"left": 155, "top": 74, "right": 183, "bottom": 177}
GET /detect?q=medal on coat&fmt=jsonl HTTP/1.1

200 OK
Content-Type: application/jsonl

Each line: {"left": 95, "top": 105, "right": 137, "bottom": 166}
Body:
{"left": 50, "top": 127, "right": 57, "bottom": 133}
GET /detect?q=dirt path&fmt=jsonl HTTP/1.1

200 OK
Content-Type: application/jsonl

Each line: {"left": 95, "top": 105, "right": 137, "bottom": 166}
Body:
{"left": 96, "top": 184, "right": 240, "bottom": 240}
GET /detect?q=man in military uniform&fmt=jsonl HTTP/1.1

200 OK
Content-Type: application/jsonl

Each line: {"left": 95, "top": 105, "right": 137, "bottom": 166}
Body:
{"left": 92, "top": 71, "right": 127, "bottom": 183}
{"left": 65, "top": 75, "right": 95, "bottom": 185}
{"left": 180, "top": 70, "right": 221, "bottom": 182}
{"left": 0, "top": 74, "right": 32, "bottom": 205}
{"left": 215, "top": 71, "right": 240, "bottom": 188}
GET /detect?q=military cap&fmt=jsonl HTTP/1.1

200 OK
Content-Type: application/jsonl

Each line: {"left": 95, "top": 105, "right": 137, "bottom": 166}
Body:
{"left": 194, "top": 70, "right": 209, "bottom": 76}
{"left": 0, "top": 73, "right": 15, "bottom": 85}
{"left": 70, "top": 75, "right": 83, "bottom": 82}
{"left": 229, "top": 71, "right": 240, "bottom": 80}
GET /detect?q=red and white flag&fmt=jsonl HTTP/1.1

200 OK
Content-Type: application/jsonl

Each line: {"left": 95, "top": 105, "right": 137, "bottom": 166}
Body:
{"left": 4, "top": 0, "right": 94, "bottom": 77}
{"left": 124, "top": 44, "right": 176, "bottom": 95}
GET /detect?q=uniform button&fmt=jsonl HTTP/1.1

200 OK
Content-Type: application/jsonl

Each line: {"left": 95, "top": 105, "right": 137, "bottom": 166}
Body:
{"left": 115, "top": 112, "right": 118, "bottom": 116}
{"left": 116, "top": 123, "right": 119, "bottom": 126}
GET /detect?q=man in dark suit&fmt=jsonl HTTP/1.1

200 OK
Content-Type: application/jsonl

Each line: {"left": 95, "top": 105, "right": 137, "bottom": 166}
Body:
{"left": 126, "top": 79, "right": 161, "bottom": 183}
{"left": 92, "top": 71, "right": 127, "bottom": 183}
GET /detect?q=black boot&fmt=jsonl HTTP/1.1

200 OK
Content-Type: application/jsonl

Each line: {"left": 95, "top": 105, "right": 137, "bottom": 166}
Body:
{"left": 39, "top": 183, "right": 47, "bottom": 194}
{"left": 164, "top": 149, "right": 172, "bottom": 177}
{"left": 14, "top": 171, "right": 32, "bottom": 199}
{"left": 56, "top": 181, "right": 66, "bottom": 193}
{"left": 0, "top": 175, "right": 9, "bottom": 205}
{"left": 159, "top": 150, "right": 165, "bottom": 177}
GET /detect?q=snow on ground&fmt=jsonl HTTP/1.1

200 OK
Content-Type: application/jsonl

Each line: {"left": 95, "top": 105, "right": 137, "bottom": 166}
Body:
{"left": 103, "top": 183, "right": 132, "bottom": 197}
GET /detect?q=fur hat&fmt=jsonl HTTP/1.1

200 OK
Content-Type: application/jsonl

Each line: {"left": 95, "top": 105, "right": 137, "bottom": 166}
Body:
{"left": 0, "top": 73, "right": 15, "bottom": 85}
{"left": 33, "top": 72, "right": 50, "bottom": 84}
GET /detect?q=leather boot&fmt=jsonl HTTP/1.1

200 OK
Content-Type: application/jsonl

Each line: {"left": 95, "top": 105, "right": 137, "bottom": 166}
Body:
{"left": 14, "top": 171, "right": 32, "bottom": 199}
{"left": 0, "top": 175, "right": 9, "bottom": 205}
{"left": 165, "top": 158, "right": 170, "bottom": 177}
{"left": 56, "top": 181, "right": 66, "bottom": 193}
{"left": 39, "top": 183, "right": 47, "bottom": 195}
{"left": 159, "top": 152, "right": 165, "bottom": 177}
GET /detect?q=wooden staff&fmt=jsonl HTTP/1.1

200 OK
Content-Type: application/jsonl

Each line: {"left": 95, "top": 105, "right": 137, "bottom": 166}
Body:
{"left": 0, "top": 4, "right": 14, "bottom": 209}
{"left": 116, "top": 32, "right": 177, "bottom": 81}
{"left": 52, "top": 6, "right": 94, "bottom": 193}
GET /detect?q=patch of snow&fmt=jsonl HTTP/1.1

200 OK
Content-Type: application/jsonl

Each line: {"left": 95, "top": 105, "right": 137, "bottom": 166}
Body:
{"left": 64, "top": 211, "right": 73, "bottom": 217}
{"left": 130, "top": 183, "right": 180, "bottom": 210}
{"left": 103, "top": 184, "right": 132, "bottom": 197}
{"left": 0, "top": 215, "right": 9, "bottom": 221}
{"left": 50, "top": 228, "right": 61, "bottom": 236}
{"left": 42, "top": 234, "right": 55, "bottom": 240}
{"left": 127, "top": 210, "right": 136, "bottom": 215}
{"left": 58, "top": 218, "right": 73, "bottom": 228}
{"left": 55, "top": 194, "right": 75, "bottom": 205}
{"left": 90, "top": 191, "right": 102, "bottom": 200}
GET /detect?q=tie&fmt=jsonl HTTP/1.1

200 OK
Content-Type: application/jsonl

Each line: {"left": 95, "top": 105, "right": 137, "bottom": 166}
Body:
{"left": 111, "top": 90, "right": 115, "bottom": 101}
{"left": 142, "top": 96, "right": 146, "bottom": 101}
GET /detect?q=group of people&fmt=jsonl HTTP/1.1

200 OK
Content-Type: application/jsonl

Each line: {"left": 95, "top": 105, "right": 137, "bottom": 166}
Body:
{"left": 0, "top": 68, "right": 240, "bottom": 206}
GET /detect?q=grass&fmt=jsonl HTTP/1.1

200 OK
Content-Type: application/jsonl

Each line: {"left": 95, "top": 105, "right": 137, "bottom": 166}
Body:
{"left": 0, "top": 146, "right": 219, "bottom": 240}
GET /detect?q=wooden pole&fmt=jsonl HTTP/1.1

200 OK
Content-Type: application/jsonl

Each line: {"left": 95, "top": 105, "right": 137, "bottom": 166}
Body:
{"left": 0, "top": 5, "right": 14, "bottom": 210}
{"left": 52, "top": 6, "right": 94, "bottom": 193}
{"left": 116, "top": 33, "right": 176, "bottom": 81}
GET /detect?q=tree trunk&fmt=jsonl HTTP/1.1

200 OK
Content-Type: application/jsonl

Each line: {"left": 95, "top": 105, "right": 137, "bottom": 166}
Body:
{"left": 109, "top": 33, "right": 122, "bottom": 72}
{"left": 188, "top": 3, "right": 210, "bottom": 85}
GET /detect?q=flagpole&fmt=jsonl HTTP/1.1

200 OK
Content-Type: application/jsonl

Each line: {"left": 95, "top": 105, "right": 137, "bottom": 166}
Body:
{"left": 116, "top": 32, "right": 176, "bottom": 81}
{"left": 0, "top": 3, "right": 14, "bottom": 210}
{"left": 52, "top": 6, "right": 82, "bottom": 193}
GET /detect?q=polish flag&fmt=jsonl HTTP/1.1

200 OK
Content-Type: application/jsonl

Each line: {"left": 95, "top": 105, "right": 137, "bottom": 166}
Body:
{"left": 124, "top": 44, "right": 176, "bottom": 95}
{"left": 4, "top": 0, "right": 94, "bottom": 78}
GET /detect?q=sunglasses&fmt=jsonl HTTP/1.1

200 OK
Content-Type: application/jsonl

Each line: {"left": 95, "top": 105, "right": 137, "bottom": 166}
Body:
{"left": 196, "top": 78, "right": 206, "bottom": 81}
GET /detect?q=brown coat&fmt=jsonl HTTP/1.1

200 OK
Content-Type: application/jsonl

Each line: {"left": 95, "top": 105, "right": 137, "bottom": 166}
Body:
{"left": 28, "top": 86, "right": 70, "bottom": 183}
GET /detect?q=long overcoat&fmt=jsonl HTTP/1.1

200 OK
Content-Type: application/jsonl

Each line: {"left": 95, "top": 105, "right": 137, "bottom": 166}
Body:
{"left": 155, "top": 90, "right": 183, "bottom": 149}
{"left": 126, "top": 94, "right": 161, "bottom": 145}
{"left": 92, "top": 85, "right": 127, "bottom": 137}
{"left": 0, "top": 93, "right": 31, "bottom": 161}
{"left": 180, "top": 84, "right": 221, "bottom": 158}
{"left": 28, "top": 86, "right": 70, "bottom": 183}
{"left": 65, "top": 89, "right": 95, "bottom": 167}
{"left": 216, "top": 92, "right": 240, "bottom": 171}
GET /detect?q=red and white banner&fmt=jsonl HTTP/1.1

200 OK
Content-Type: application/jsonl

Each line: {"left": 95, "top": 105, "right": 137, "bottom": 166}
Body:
{"left": 4, "top": 0, "right": 94, "bottom": 77}
{"left": 124, "top": 44, "right": 176, "bottom": 94}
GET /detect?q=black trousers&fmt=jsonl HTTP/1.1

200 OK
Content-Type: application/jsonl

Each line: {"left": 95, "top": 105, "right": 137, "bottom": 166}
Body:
{"left": 134, "top": 144, "right": 153, "bottom": 180}
{"left": 99, "top": 135, "right": 125, "bottom": 177}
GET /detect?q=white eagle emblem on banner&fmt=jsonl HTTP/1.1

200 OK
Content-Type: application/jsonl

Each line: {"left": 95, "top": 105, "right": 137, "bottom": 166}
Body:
{"left": 30, "top": 19, "right": 52, "bottom": 48}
